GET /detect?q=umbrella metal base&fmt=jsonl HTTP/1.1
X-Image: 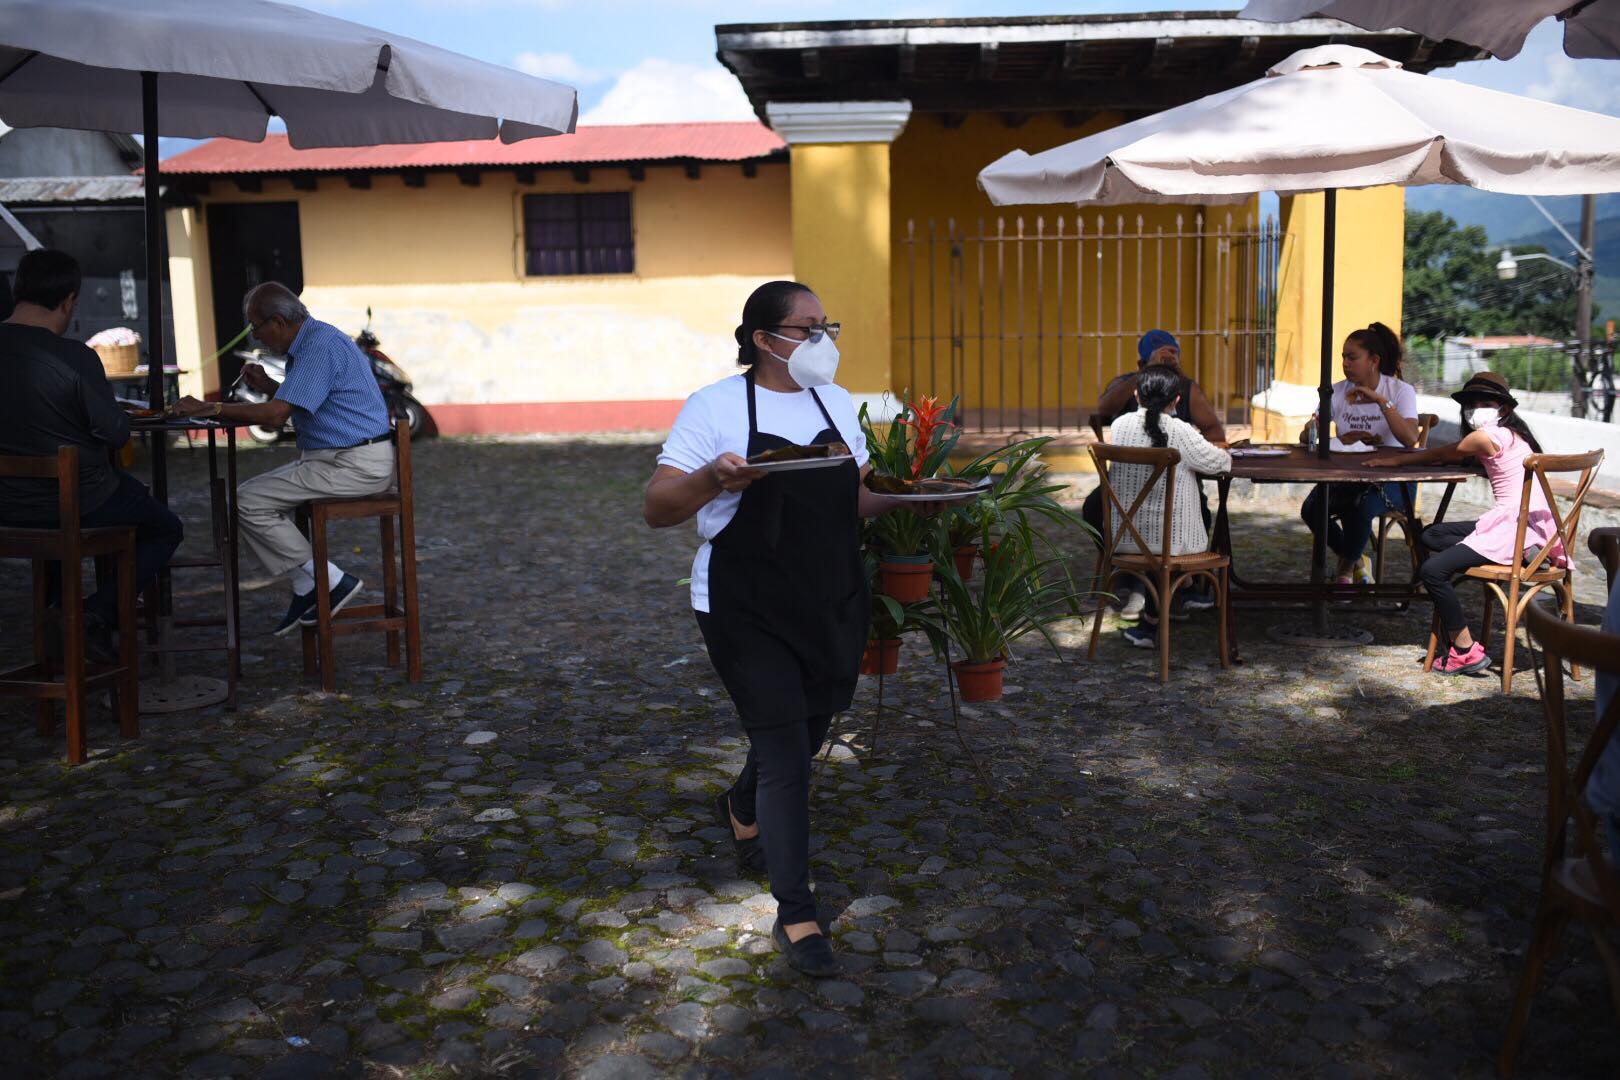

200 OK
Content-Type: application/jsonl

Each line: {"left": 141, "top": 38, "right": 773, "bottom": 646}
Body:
{"left": 139, "top": 675, "right": 228, "bottom": 714}
{"left": 1265, "top": 621, "right": 1374, "bottom": 649}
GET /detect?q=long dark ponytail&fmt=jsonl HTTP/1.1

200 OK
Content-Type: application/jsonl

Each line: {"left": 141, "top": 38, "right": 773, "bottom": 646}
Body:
{"left": 1136, "top": 364, "right": 1182, "bottom": 449}
{"left": 1347, "top": 321, "right": 1404, "bottom": 378}
{"left": 734, "top": 280, "right": 813, "bottom": 367}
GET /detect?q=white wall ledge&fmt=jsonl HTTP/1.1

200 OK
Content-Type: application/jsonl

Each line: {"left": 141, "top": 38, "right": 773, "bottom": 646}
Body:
{"left": 765, "top": 101, "right": 912, "bottom": 145}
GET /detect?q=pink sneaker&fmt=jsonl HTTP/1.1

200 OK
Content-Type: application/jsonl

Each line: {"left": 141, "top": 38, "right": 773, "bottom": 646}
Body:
{"left": 1434, "top": 641, "right": 1490, "bottom": 676}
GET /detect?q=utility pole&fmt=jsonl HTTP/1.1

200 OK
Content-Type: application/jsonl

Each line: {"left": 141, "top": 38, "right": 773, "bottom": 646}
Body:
{"left": 1573, "top": 194, "right": 1596, "bottom": 418}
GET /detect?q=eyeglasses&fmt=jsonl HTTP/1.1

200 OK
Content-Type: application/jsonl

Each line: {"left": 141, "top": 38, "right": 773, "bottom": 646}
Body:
{"left": 766, "top": 321, "right": 841, "bottom": 343}
{"left": 248, "top": 315, "right": 277, "bottom": 336}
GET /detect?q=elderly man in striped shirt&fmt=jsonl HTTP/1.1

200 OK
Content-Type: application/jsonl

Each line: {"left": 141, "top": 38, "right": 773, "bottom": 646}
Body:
{"left": 172, "top": 282, "right": 395, "bottom": 635}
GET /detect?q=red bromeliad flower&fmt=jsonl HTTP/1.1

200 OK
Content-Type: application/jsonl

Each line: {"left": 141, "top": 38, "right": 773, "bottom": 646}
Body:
{"left": 898, "top": 394, "right": 956, "bottom": 478}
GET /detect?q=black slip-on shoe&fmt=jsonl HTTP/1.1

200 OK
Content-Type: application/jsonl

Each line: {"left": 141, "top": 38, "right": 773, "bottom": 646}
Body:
{"left": 273, "top": 590, "right": 318, "bottom": 636}
{"left": 773, "top": 918, "right": 842, "bottom": 979}
{"left": 299, "top": 574, "right": 364, "bottom": 627}
{"left": 715, "top": 790, "right": 768, "bottom": 875}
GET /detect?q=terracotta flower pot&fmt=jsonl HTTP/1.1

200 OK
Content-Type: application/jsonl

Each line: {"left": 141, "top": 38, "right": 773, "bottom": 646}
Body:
{"left": 952, "top": 545, "right": 978, "bottom": 581}
{"left": 952, "top": 657, "right": 1006, "bottom": 702}
{"left": 860, "top": 638, "right": 902, "bottom": 676}
{"left": 879, "top": 556, "right": 933, "bottom": 603}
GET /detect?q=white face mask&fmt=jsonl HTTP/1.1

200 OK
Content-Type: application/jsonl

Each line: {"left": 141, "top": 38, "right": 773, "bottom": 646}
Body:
{"left": 1467, "top": 406, "right": 1501, "bottom": 428}
{"left": 767, "top": 330, "right": 840, "bottom": 389}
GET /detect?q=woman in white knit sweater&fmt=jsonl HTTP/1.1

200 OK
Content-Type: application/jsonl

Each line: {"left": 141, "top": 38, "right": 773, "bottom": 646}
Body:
{"left": 1102, "top": 365, "right": 1233, "bottom": 647}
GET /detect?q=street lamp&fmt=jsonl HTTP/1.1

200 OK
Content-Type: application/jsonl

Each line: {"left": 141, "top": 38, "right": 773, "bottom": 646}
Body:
{"left": 1493, "top": 194, "right": 1598, "bottom": 416}
{"left": 1495, "top": 248, "right": 1578, "bottom": 280}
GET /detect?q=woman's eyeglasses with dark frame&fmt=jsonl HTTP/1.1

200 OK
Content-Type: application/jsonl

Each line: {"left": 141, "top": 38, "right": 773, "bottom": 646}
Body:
{"left": 766, "top": 322, "right": 841, "bottom": 342}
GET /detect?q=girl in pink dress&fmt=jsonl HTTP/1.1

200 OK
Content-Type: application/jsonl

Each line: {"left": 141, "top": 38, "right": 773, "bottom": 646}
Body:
{"left": 1362, "top": 372, "right": 1557, "bottom": 675}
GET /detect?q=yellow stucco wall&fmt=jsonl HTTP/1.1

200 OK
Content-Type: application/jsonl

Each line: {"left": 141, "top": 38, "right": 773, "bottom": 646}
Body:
{"left": 785, "top": 142, "right": 894, "bottom": 400}
{"left": 168, "top": 163, "right": 793, "bottom": 408}
{"left": 1273, "top": 186, "right": 1406, "bottom": 388}
{"left": 888, "top": 113, "right": 1263, "bottom": 426}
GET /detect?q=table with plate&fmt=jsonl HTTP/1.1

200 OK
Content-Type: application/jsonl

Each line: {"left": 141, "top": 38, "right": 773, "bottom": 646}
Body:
{"left": 1210, "top": 444, "right": 1483, "bottom": 609}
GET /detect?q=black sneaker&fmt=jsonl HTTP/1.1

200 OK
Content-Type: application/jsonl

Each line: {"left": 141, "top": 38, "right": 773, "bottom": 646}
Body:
{"left": 273, "top": 590, "right": 318, "bottom": 636}
{"left": 83, "top": 613, "right": 119, "bottom": 667}
{"left": 299, "top": 574, "right": 364, "bottom": 627}
{"left": 772, "top": 917, "right": 841, "bottom": 979}
{"left": 1121, "top": 623, "right": 1157, "bottom": 649}
{"left": 1182, "top": 586, "right": 1216, "bottom": 612}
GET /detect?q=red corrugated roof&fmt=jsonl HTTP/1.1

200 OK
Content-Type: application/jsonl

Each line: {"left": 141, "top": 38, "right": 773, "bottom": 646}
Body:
{"left": 160, "top": 122, "right": 785, "bottom": 175}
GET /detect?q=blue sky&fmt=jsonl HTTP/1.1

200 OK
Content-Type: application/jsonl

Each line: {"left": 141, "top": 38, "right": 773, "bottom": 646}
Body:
{"left": 234, "top": 2, "right": 1620, "bottom": 238}
{"left": 290, "top": 0, "right": 1617, "bottom": 123}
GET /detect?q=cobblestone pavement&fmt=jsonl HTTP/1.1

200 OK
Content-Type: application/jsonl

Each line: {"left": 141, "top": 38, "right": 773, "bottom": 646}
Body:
{"left": 2, "top": 436, "right": 1617, "bottom": 1080}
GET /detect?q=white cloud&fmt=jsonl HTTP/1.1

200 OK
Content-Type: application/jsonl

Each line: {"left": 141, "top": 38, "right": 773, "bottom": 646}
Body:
{"left": 514, "top": 51, "right": 608, "bottom": 84}
{"left": 580, "top": 59, "right": 754, "bottom": 125}
{"left": 1527, "top": 52, "right": 1620, "bottom": 117}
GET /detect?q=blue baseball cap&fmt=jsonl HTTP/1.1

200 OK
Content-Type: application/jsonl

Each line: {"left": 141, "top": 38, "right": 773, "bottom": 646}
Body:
{"left": 1137, "top": 329, "right": 1179, "bottom": 363}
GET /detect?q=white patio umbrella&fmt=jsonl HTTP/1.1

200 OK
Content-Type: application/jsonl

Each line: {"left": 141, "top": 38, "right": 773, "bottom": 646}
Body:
{"left": 978, "top": 44, "right": 1620, "bottom": 640}
{"left": 1241, "top": 0, "right": 1620, "bottom": 61}
{"left": 979, "top": 44, "right": 1620, "bottom": 452}
{"left": 0, "top": 0, "right": 579, "bottom": 436}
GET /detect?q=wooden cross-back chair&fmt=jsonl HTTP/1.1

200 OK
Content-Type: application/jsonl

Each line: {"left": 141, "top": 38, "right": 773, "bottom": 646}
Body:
{"left": 0, "top": 446, "right": 139, "bottom": 763}
{"left": 1499, "top": 599, "right": 1620, "bottom": 1075}
{"left": 1086, "top": 443, "right": 1230, "bottom": 684}
{"left": 1371, "top": 412, "right": 1439, "bottom": 584}
{"left": 1424, "top": 449, "right": 1605, "bottom": 693}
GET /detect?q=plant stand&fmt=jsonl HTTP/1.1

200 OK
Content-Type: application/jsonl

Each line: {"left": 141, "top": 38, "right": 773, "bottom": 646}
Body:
{"left": 823, "top": 637, "right": 996, "bottom": 794}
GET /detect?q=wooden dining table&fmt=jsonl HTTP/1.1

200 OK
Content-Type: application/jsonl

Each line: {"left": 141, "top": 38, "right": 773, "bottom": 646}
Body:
{"left": 127, "top": 415, "right": 246, "bottom": 710}
{"left": 1208, "top": 444, "right": 1483, "bottom": 609}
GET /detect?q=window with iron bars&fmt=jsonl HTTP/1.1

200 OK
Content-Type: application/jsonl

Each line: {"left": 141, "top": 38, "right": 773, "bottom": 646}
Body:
{"left": 523, "top": 192, "right": 634, "bottom": 277}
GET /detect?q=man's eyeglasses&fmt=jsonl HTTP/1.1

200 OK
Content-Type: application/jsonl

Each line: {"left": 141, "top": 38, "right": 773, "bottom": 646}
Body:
{"left": 248, "top": 315, "right": 278, "bottom": 336}
{"left": 767, "top": 321, "right": 841, "bottom": 343}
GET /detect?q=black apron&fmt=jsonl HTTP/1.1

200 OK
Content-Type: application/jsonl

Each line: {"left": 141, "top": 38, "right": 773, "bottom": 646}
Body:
{"left": 698, "top": 370, "right": 869, "bottom": 727}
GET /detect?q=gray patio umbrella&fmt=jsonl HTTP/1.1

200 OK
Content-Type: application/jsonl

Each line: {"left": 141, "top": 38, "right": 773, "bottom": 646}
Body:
{"left": 1241, "top": 0, "right": 1620, "bottom": 60}
{"left": 0, "top": 0, "right": 578, "bottom": 496}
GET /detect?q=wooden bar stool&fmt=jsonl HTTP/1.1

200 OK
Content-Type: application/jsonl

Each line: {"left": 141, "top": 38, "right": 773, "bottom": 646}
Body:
{"left": 0, "top": 447, "right": 139, "bottom": 763}
{"left": 296, "top": 423, "right": 421, "bottom": 691}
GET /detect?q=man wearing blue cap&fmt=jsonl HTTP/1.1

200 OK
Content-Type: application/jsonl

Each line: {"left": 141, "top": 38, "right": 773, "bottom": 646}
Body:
{"left": 1086, "top": 330, "right": 1227, "bottom": 617}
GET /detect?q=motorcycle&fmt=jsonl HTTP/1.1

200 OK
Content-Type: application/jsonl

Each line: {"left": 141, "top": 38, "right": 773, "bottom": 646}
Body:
{"left": 354, "top": 307, "right": 426, "bottom": 437}
{"left": 227, "top": 306, "right": 426, "bottom": 443}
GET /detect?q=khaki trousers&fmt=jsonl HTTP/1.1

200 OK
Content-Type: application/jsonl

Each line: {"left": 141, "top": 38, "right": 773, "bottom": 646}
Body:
{"left": 237, "top": 441, "right": 396, "bottom": 579}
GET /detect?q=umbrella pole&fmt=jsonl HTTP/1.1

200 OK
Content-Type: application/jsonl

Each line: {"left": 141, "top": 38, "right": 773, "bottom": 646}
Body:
{"left": 1311, "top": 188, "right": 1337, "bottom": 635}
{"left": 1266, "top": 187, "right": 1369, "bottom": 650}
{"left": 141, "top": 70, "right": 168, "bottom": 503}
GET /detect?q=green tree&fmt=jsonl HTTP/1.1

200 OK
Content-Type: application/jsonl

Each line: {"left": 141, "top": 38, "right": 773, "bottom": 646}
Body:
{"left": 1402, "top": 209, "right": 1588, "bottom": 340}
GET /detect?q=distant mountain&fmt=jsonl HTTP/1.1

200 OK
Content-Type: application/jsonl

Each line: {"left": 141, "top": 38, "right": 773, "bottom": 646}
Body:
{"left": 1405, "top": 188, "right": 1620, "bottom": 245}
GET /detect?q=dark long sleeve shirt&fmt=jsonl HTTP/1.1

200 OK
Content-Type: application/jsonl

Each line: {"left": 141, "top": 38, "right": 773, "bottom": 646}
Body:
{"left": 0, "top": 322, "right": 130, "bottom": 522}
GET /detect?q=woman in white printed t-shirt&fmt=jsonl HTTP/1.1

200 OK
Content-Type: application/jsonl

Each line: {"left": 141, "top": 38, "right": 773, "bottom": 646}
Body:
{"left": 642, "top": 281, "right": 924, "bottom": 980}
{"left": 1297, "top": 321, "right": 1421, "bottom": 586}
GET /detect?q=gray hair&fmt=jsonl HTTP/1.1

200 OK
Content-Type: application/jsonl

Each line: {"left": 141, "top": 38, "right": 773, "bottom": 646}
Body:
{"left": 243, "top": 281, "right": 309, "bottom": 325}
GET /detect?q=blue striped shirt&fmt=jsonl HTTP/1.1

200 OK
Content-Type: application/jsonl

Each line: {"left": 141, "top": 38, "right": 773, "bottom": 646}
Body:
{"left": 276, "top": 318, "right": 392, "bottom": 450}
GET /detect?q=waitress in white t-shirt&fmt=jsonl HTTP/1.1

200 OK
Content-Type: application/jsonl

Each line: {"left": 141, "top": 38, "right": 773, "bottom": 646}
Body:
{"left": 643, "top": 280, "right": 911, "bottom": 979}
{"left": 1297, "top": 321, "right": 1421, "bottom": 586}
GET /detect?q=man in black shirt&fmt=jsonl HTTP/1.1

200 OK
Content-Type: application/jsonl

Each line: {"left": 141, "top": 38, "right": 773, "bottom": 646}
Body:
{"left": 0, "top": 249, "right": 183, "bottom": 658}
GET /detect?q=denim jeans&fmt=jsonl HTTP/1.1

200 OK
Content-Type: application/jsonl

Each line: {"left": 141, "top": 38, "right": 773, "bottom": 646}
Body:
{"left": 1301, "top": 481, "right": 1414, "bottom": 564}
{"left": 50, "top": 471, "right": 184, "bottom": 624}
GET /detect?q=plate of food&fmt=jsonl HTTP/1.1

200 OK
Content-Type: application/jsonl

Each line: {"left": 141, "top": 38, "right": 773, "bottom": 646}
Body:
{"left": 119, "top": 404, "right": 162, "bottom": 419}
{"left": 864, "top": 474, "right": 992, "bottom": 502}
{"left": 746, "top": 441, "right": 856, "bottom": 472}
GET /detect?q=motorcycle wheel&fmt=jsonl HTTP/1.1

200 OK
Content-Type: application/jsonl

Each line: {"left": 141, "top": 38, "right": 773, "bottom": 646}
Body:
{"left": 246, "top": 424, "right": 283, "bottom": 445}
{"left": 397, "top": 395, "right": 426, "bottom": 437}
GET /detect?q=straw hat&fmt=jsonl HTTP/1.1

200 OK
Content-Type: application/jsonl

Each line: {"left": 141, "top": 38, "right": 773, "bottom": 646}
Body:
{"left": 1451, "top": 371, "right": 1519, "bottom": 409}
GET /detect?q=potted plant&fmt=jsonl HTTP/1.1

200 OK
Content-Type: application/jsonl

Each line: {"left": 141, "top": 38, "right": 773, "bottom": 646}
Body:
{"left": 858, "top": 551, "right": 938, "bottom": 675}
{"left": 860, "top": 394, "right": 964, "bottom": 602}
{"left": 924, "top": 524, "right": 1088, "bottom": 702}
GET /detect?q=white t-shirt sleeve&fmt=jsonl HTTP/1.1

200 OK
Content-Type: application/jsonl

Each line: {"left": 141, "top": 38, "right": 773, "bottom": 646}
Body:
{"left": 1390, "top": 377, "right": 1418, "bottom": 421}
{"left": 833, "top": 390, "right": 870, "bottom": 469}
{"left": 657, "top": 392, "right": 716, "bottom": 474}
